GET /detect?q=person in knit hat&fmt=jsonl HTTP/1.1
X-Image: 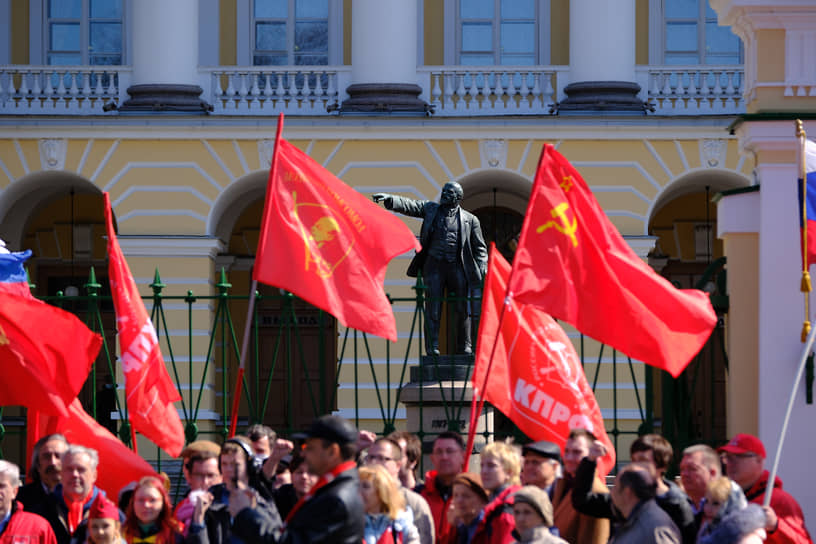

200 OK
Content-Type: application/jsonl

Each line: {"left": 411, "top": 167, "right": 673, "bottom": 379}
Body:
{"left": 84, "top": 494, "right": 125, "bottom": 544}
{"left": 511, "top": 486, "right": 567, "bottom": 544}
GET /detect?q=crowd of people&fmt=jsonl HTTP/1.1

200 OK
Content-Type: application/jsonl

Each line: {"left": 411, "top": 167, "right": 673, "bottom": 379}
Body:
{"left": 0, "top": 417, "right": 811, "bottom": 544}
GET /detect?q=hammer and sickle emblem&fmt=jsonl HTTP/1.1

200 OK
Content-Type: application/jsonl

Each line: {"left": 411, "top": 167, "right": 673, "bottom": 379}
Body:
{"left": 0, "top": 324, "right": 8, "bottom": 346}
{"left": 535, "top": 202, "right": 578, "bottom": 247}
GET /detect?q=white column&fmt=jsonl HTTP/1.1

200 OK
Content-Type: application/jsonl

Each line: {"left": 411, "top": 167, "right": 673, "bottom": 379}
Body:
{"left": 131, "top": 0, "right": 199, "bottom": 86}
{"left": 0, "top": 0, "right": 10, "bottom": 64}
{"left": 351, "top": 0, "right": 417, "bottom": 85}
{"left": 569, "top": 0, "right": 636, "bottom": 83}
{"left": 739, "top": 120, "right": 816, "bottom": 516}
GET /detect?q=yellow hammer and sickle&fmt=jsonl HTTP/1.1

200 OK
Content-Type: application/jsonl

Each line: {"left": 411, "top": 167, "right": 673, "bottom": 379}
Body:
{"left": 535, "top": 202, "right": 578, "bottom": 247}
{"left": 0, "top": 323, "right": 8, "bottom": 346}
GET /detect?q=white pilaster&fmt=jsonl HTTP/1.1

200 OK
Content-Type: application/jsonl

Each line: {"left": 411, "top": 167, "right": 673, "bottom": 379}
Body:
{"left": 737, "top": 119, "right": 816, "bottom": 517}
{"left": 131, "top": 0, "right": 199, "bottom": 86}
{"left": 569, "top": 0, "right": 636, "bottom": 83}
{"left": 351, "top": 0, "right": 417, "bottom": 85}
{"left": 0, "top": 0, "right": 10, "bottom": 65}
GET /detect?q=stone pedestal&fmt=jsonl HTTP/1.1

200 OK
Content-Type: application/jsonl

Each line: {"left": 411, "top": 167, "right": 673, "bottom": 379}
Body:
{"left": 401, "top": 355, "right": 493, "bottom": 470}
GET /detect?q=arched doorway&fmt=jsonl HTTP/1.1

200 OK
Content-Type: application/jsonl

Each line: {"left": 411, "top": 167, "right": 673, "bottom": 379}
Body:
{"left": 209, "top": 173, "right": 337, "bottom": 434}
{"left": 0, "top": 173, "right": 117, "bottom": 456}
{"left": 647, "top": 170, "right": 749, "bottom": 449}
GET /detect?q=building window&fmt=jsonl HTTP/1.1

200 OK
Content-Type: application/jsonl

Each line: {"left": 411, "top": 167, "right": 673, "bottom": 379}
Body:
{"left": 458, "top": 0, "right": 538, "bottom": 65}
{"left": 253, "top": 0, "right": 329, "bottom": 66}
{"left": 46, "top": 0, "right": 123, "bottom": 65}
{"left": 664, "top": 0, "right": 741, "bottom": 64}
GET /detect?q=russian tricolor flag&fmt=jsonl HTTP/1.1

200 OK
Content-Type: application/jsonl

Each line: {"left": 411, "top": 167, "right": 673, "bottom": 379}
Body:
{"left": 0, "top": 241, "right": 32, "bottom": 297}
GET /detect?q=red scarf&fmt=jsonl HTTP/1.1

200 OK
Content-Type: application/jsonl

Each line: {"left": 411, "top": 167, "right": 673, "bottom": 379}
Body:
{"left": 284, "top": 460, "right": 356, "bottom": 524}
{"left": 66, "top": 492, "right": 92, "bottom": 533}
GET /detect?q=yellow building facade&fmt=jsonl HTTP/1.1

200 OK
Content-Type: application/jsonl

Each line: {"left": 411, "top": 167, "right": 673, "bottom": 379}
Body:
{"left": 3, "top": 0, "right": 813, "bottom": 514}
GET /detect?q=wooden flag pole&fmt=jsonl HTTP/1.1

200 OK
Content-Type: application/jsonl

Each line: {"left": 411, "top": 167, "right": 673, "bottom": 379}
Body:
{"left": 229, "top": 113, "right": 285, "bottom": 438}
{"left": 228, "top": 280, "right": 257, "bottom": 438}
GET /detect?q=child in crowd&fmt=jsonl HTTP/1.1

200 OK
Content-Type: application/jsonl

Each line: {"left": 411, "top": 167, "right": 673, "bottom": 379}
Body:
{"left": 698, "top": 475, "right": 747, "bottom": 539}
{"left": 81, "top": 495, "right": 126, "bottom": 544}
{"left": 122, "top": 476, "right": 183, "bottom": 544}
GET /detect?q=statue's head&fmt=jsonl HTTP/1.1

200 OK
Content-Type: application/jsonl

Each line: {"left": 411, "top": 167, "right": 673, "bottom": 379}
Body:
{"left": 440, "top": 182, "right": 464, "bottom": 207}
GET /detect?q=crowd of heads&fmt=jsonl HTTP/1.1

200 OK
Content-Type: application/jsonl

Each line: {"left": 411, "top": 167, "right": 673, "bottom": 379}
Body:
{"left": 1, "top": 419, "right": 809, "bottom": 544}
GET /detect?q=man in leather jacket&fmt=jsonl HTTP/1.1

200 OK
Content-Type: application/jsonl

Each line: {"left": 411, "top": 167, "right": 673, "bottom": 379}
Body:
{"left": 231, "top": 415, "right": 365, "bottom": 544}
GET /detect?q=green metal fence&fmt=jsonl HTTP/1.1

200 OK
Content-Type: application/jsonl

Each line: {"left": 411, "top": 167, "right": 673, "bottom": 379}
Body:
{"left": 2, "top": 259, "right": 728, "bottom": 491}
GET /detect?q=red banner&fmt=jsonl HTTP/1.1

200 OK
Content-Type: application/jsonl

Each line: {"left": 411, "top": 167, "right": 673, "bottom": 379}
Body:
{"left": 29, "top": 399, "right": 157, "bottom": 500}
{"left": 104, "top": 193, "right": 184, "bottom": 457}
{"left": 508, "top": 145, "right": 717, "bottom": 378}
{"left": 0, "top": 292, "right": 100, "bottom": 417}
{"left": 474, "top": 247, "right": 616, "bottom": 476}
{"left": 253, "top": 119, "right": 420, "bottom": 341}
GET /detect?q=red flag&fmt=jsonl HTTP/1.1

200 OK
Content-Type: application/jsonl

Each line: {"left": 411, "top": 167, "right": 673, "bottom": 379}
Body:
{"left": 253, "top": 117, "right": 420, "bottom": 341}
{"left": 509, "top": 145, "right": 717, "bottom": 378}
{"left": 104, "top": 193, "right": 184, "bottom": 457}
{"left": 0, "top": 292, "right": 100, "bottom": 417}
{"left": 474, "top": 247, "right": 616, "bottom": 476}
{"left": 29, "top": 399, "right": 157, "bottom": 500}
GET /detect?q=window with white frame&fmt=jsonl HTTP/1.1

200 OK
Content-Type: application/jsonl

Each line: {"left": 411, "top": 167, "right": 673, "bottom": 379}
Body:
{"left": 46, "top": 0, "right": 123, "bottom": 65}
{"left": 664, "top": 0, "right": 741, "bottom": 64}
{"left": 457, "top": 0, "right": 540, "bottom": 65}
{"left": 253, "top": 0, "right": 329, "bottom": 66}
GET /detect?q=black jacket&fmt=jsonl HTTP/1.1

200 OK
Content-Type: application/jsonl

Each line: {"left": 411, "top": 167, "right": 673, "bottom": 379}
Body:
{"left": 15, "top": 481, "right": 51, "bottom": 515}
{"left": 386, "top": 196, "right": 488, "bottom": 286}
{"left": 185, "top": 483, "right": 282, "bottom": 544}
{"left": 571, "top": 458, "right": 696, "bottom": 544}
{"left": 231, "top": 466, "right": 365, "bottom": 544}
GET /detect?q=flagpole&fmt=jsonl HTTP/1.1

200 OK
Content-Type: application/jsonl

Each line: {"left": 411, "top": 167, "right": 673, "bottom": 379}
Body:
{"left": 464, "top": 295, "right": 510, "bottom": 470}
{"left": 764, "top": 316, "right": 816, "bottom": 507}
{"left": 228, "top": 280, "right": 257, "bottom": 438}
{"left": 229, "top": 113, "right": 285, "bottom": 438}
{"left": 798, "top": 120, "right": 811, "bottom": 342}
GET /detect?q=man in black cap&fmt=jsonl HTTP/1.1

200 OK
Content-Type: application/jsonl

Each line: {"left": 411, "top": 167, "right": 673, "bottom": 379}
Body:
{"left": 520, "top": 441, "right": 562, "bottom": 498}
{"left": 232, "top": 415, "right": 365, "bottom": 544}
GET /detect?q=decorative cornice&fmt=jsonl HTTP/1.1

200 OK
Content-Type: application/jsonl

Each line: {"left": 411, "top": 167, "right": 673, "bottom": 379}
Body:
{"left": 117, "top": 236, "right": 224, "bottom": 258}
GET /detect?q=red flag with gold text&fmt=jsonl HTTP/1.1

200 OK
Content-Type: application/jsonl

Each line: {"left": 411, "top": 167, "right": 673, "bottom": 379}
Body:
{"left": 473, "top": 247, "right": 615, "bottom": 476}
{"left": 253, "top": 137, "right": 420, "bottom": 341}
{"left": 508, "top": 145, "right": 717, "bottom": 378}
{"left": 104, "top": 193, "right": 184, "bottom": 457}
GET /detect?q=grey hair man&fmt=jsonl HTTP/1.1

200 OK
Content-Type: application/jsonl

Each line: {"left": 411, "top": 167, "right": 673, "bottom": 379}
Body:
{"left": 0, "top": 460, "right": 57, "bottom": 542}
{"left": 29, "top": 444, "right": 106, "bottom": 544}
{"left": 679, "top": 444, "right": 721, "bottom": 512}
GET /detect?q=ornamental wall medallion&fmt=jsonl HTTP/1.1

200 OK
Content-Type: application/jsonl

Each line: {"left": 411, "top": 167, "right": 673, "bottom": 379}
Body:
{"left": 480, "top": 139, "right": 507, "bottom": 169}
{"left": 701, "top": 139, "right": 727, "bottom": 168}
{"left": 39, "top": 139, "right": 67, "bottom": 170}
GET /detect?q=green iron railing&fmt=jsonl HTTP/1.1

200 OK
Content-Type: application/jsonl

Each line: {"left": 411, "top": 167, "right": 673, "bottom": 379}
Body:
{"left": 2, "top": 260, "right": 728, "bottom": 495}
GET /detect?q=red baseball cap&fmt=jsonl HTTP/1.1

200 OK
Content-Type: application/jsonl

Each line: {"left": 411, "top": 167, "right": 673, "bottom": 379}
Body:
{"left": 718, "top": 433, "right": 766, "bottom": 458}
